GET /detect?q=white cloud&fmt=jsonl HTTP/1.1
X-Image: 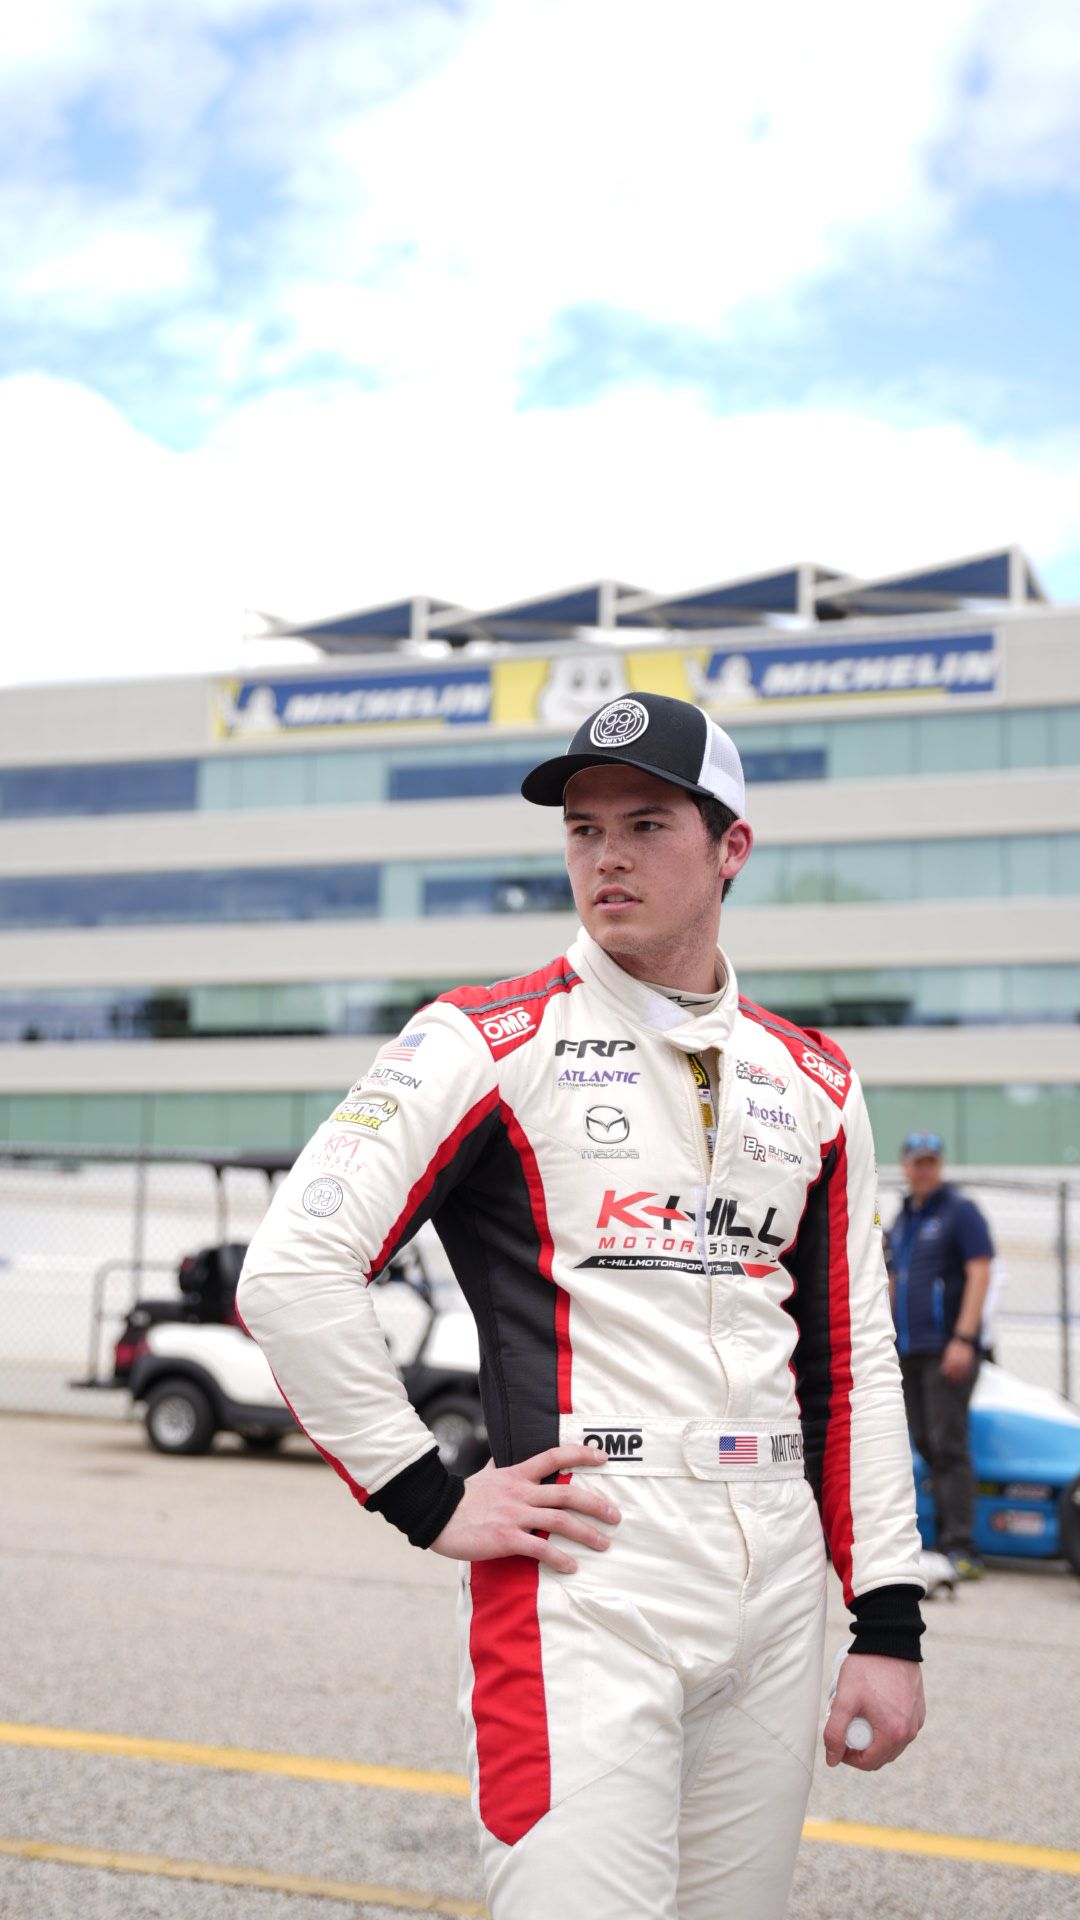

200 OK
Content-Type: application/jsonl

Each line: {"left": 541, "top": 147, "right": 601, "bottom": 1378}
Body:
{"left": 221, "top": 0, "right": 1080, "bottom": 417}
{"left": 948, "top": 0, "right": 1080, "bottom": 193}
{"left": 4, "top": 0, "right": 1078, "bottom": 388}
{"left": 0, "top": 376, "right": 245, "bottom": 684}
{"left": 14, "top": 204, "right": 209, "bottom": 311}
{"left": 2, "top": 370, "right": 1078, "bottom": 688}
{"left": 2, "top": 0, "right": 1080, "bottom": 689}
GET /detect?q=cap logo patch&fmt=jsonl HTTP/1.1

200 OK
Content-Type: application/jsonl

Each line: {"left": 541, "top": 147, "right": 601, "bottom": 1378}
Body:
{"left": 589, "top": 697, "right": 650, "bottom": 749}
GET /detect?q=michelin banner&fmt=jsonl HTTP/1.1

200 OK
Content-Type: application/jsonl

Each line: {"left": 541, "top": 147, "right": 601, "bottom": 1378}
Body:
{"left": 215, "top": 631, "right": 998, "bottom": 739}
{"left": 216, "top": 667, "right": 492, "bottom": 737}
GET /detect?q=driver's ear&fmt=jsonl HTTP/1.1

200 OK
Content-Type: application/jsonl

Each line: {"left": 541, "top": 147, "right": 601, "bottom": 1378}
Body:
{"left": 719, "top": 819, "right": 753, "bottom": 881}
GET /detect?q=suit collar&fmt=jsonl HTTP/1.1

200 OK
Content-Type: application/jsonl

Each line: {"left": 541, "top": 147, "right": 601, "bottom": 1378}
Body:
{"left": 568, "top": 926, "right": 739, "bottom": 1050}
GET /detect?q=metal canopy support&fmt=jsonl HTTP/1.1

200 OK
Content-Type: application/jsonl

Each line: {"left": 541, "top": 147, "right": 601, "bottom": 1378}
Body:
{"left": 429, "top": 579, "right": 642, "bottom": 644}
{"left": 616, "top": 565, "right": 843, "bottom": 629}
{"left": 814, "top": 547, "right": 1048, "bottom": 620}
{"left": 239, "top": 548, "right": 1049, "bottom": 656}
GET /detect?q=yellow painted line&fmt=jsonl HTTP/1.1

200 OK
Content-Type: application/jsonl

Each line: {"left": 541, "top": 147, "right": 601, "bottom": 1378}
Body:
{"left": 803, "top": 1818, "right": 1080, "bottom": 1877}
{"left": 0, "top": 1722, "right": 469, "bottom": 1798}
{"left": 3, "top": 1723, "right": 1077, "bottom": 1880}
{"left": 0, "top": 1837, "right": 488, "bottom": 1914}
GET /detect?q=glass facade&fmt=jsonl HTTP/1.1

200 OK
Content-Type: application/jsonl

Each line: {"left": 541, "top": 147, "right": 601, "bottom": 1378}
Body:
{"left": 733, "top": 833, "right": 1080, "bottom": 908}
{"left": 2, "top": 701, "right": 1078, "bottom": 821}
{"left": 4, "top": 831, "right": 1075, "bottom": 932}
{"left": 862, "top": 1085, "right": 1080, "bottom": 1170}
{"left": 0, "top": 864, "right": 380, "bottom": 930}
{"left": 4, "top": 964, "right": 1077, "bottom": 1045}
{"left": 0, "top": 980, "right": 457, "bottom": 1043}
{"left": 2, "top": 1083, "right": 1076, "bottom": 1164}
{"left": 0, "top": 758, "right": 199, "bottom": 819}
{"left": 740, "top": 964, "right": 1080, "bottom": 1029}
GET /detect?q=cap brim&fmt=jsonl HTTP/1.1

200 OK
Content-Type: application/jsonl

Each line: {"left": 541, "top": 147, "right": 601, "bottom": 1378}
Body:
{"left": 521, "top": 751, "right": 717, "bottom": 807}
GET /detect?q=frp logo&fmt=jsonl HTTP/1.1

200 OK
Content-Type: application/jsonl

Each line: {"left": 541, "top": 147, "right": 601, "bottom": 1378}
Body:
{"left": 468, "top": 1004, "right": 538, "bottom": 1057}
{"left": 800, "top": 1048, "right": 849, "bottom": 1099}
{"left": 555, "top": 1038, "right": 636, "bottom": 1057}
{"left": 582, "top": 1426, "right": 644, "bottom": 1461}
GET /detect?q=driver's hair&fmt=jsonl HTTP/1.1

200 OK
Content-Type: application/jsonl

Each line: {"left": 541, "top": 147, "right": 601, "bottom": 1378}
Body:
{"left": 691, "top": 794, "right": 739, "bottom": 901}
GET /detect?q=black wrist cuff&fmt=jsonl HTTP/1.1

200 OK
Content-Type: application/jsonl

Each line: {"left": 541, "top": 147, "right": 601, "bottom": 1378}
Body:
{"left": 366, "top": 1449, "right": 465, "bottom": 1548}
{"left": 849, "top": 1582, "right": 925, "bottom": 1662}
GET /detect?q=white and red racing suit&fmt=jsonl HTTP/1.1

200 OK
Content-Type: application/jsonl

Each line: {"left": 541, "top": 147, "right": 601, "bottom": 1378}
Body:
{"left": 238, "top": 928, "right": 925, "bottom": 1920}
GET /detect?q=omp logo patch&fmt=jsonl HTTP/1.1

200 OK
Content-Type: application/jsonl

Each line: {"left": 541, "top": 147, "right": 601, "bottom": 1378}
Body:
{"left": 799, "top": 1048, "right": 850, "bottom": 1101}
{"left": 582, "top": 1426, "right": 644, "bottom": 1461}
{"left": 466, "top": 1005, "right": 537, "bottom": 1056}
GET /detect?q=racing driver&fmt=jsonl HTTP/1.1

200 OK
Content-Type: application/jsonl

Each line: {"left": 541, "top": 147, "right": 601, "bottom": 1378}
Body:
{"left": 238, "top": 689, "right": 927, "bottom": 1919}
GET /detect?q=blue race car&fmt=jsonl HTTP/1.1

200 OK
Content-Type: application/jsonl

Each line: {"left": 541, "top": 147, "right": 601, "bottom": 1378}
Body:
{"left": 913, "top": 1363, "right": 1080, "bottom": 1572}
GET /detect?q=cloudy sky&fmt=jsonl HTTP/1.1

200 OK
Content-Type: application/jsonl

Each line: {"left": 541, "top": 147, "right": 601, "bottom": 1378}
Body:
{"left": 2, "top": 0, "right": 1079, "bottom": 686}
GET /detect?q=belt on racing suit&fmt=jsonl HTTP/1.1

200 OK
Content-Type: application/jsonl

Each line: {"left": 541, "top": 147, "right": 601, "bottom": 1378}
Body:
{"left": 560, "top": 1416, "right": 806, "bottom": 1478}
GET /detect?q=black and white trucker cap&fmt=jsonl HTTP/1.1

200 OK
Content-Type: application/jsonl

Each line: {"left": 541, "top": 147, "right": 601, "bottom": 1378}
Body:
{"left": 520, "top": 691, "right": 746, "bottom": 815}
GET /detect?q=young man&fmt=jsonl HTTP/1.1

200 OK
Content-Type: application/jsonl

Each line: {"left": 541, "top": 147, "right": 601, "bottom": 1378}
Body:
{"left": 886, "top": 1130, "right": 994, "bottom": 1580}
{"left": 238, "top": 691, "right": 926, "bottom": 1920}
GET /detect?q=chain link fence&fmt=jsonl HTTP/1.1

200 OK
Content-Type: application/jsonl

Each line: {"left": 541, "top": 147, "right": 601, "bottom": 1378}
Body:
{"left": 0, "top": 1148, "right": 447, "bottom": 1418}
{"left": 1, "top": 1149, "right": 1076, "bottom": 1418}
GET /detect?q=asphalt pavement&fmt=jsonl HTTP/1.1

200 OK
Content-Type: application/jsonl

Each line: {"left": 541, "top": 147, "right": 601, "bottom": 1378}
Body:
{"left": 2, "top": 1413, "right": 1078, "bottom": 1919}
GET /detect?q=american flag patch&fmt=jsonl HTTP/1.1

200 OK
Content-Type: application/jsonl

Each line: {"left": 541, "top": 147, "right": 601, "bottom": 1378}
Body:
{"left": 379, "top": 1031, "right": 426, "bottom": 1063}
{"left": 718, "top": 1434, "right": 757, "bottom": 1464}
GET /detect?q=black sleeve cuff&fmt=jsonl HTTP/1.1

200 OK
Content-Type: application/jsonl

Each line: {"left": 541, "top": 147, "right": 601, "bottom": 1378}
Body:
{"left": 849, "top": 1583, "right": 925, "bottom": 1662}
{"left": 366, "top": 1449, "right": 466, "bottom": 1548}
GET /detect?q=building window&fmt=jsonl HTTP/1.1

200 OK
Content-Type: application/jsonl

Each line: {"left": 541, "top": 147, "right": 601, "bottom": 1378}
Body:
{"left": 0, "top": 759, "right": 198, "bottom": 819}
{"left": 3, "top": 702, "right": 1078, "bottom": 821}
{"left": 0, "top": 864, "right": 379, "bottom": 930}
{"left": 3, "top": 1082, "right": 1077, "bottom": 1163}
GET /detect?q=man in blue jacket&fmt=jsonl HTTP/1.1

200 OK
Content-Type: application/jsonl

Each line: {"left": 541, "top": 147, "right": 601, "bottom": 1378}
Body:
{"left": 886, "top": 1132, "right": 994, "bottom": 1579}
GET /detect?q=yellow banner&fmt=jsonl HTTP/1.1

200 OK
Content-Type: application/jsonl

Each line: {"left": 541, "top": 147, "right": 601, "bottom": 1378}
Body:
{"left": 491, "top": 649, "right": 705, "bottom": 729}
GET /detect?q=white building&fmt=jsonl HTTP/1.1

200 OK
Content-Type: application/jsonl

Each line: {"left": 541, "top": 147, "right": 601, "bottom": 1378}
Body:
{"left": 2, "top": 548, "right": 1078, "bottom": 1168}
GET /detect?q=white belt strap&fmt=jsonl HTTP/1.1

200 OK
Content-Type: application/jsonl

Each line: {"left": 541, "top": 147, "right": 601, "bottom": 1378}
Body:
{"left": 559, "top": 1416, "right": 806, "bottom": 1478}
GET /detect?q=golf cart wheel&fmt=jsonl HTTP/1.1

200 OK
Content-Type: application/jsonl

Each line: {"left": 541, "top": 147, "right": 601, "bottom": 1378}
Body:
{"left": 145, "top": 1379, "right": 216, "bottom": 1456}
{"left": 1060, "top": 1473, "right": 1080, "bottom": 1575}
{"left": 424, "top": 1395, "right": 487, "bottom": 1475}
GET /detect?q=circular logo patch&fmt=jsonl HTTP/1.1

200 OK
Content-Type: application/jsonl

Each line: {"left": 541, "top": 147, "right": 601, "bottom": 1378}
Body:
{"left": 302, "top": 1177, "right": 344, "bottom": 1217}
{"left": 589, "top": 697, "right": 650, "bottom": 750}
